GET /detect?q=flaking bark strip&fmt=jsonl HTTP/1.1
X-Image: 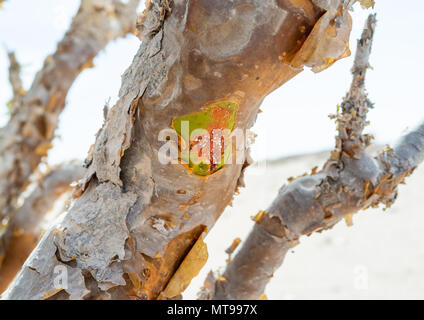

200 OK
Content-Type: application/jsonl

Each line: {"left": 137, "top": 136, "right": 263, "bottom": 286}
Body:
{"left": 3, "top": 0, "right": 356, "bottom": 299}
{"left": 0, "top": 0, "right": 140, "bottom": 264}
{"left": 211, "top": 14, "right": 424, "bottom": 300}
{"left": 0, "top": 161, "right": 84, "bottom": 294}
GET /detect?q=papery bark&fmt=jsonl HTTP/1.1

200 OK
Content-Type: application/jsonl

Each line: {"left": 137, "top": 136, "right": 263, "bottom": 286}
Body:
{"left": 2, "top": 0, "right": 355, "bottom": 300}
{"left": 0, "top": 162, "right": 85, "bottom": 294}
{"left": 0, "top": 0, "right": 140, "bottom": 262}
{"left": 7, "top": 52, "right": 25, "bottom": 111}
{"left": 209, "top": 14, "right": 424, "bottom": 300}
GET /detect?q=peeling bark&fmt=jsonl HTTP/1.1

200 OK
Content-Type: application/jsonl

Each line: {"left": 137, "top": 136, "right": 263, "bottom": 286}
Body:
{"left": 10, "top": 162, "right": 85, "bottom": 237}
{"left": 2, "top": 0, "right": 355, "bottom": 300}
{"left": 0, "top": 162, "right": 85, "bottom": 295}
{"left": 209, "top": 14, "right": 424, "bottom": 300}
{"left": 7, "top": 52, "right": 25, "bottom": 112}
{"left": 0, "top": 0, "right": 140, "bottom": 262}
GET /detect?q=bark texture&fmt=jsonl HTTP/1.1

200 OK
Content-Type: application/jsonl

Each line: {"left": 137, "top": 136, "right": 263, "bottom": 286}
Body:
{"left": 2, "top": 0, "right": 354, "bottom": 300}
{"left": 0, "top": 162, "right": 85, "bottom": 294}
{"left": 7, "top": 52, "right": 25, "bottom": 112}
{"left": 210, "top": 14, "right": 424, "bottom": 300}
{"left": 0, "top": 0, "right": 140, "bottom": 262}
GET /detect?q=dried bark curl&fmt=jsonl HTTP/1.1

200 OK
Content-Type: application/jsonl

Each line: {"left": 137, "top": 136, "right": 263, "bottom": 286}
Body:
{"left": 0, "top": 0, "right": 140, "bottom": 264}
{"left": 210, "top": 14, "right": 424, "bottom": 300}
{"left": 2, "top": 0, "right": 356, "bottom": 300}
{"left": 0, "top": 162, "right": 84, "bottom": 294}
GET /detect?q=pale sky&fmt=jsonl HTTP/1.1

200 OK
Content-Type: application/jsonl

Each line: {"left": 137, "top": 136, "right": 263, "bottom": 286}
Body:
{"left": 0, "top": 0, "right": 423, "bottom": 164}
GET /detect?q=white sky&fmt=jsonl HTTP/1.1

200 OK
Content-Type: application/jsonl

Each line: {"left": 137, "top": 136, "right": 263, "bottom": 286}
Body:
{"left": 0, "top": 0, "right": 423, "bottom": 164}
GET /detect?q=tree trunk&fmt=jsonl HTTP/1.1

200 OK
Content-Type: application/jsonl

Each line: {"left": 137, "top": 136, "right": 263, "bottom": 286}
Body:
{"left": 0, "top": 0, "right": 140, "bottom": 264}
{"left": 0, "top": 162, "right": 85, "bottom": 294}
{"left": 2, "top": 0, "right": 355, "bottom": 300}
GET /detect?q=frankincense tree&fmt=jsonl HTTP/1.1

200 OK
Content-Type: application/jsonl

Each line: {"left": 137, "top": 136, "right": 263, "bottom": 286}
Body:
{"left": 1, "top": 0, "right": 422, "bottom": 300}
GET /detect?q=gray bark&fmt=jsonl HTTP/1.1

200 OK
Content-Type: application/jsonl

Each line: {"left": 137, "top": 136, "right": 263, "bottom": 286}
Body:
{"left": 6, "top": 52, "right": 25, "bottom": 112}
{"left": 0, "top": 162, "right": 84, "bottom": 294}
{"left": 210, "top": 14, "right": 424, "bottom": 300}
{"left": 0, "top": 0, "right": 140, "bottom": 263}
{"left": 2, "top": 0, "right": 356, "bottom": 300}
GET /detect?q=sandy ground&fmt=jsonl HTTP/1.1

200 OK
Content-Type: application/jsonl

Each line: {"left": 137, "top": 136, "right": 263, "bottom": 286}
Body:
{"left": 184, "top": 150, "right": 424, "bottom": 300}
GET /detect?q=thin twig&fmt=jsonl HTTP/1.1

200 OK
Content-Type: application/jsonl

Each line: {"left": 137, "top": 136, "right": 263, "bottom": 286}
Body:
{"left": 6, "top": 52, "right": 25, "bottom": 112}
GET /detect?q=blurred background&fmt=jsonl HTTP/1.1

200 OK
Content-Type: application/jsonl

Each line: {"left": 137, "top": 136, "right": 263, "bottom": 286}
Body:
{"left": 1, "top": 0, "right": 423, "bottom": 299}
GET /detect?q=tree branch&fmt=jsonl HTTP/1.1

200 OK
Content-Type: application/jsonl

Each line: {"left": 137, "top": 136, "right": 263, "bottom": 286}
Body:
{"left": 0, "top": 0, "right": 140, "bottom": 263}
{"left": 209, "top": 13, "right": 424, "bottom": 300}
{"left": 11, "top": 162, "right": 85, "bottom": 236}
{"left": 2, "top": 0, "right": 357, "bottom": 300}
{"left": 6, "top": 51, "right": 25, "bottom": 112}
{"left": 0, "top": 162, "right": 85, "bottom": 294}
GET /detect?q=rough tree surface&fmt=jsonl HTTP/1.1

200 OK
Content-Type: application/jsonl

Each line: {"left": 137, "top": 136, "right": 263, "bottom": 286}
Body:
{"left": 209, "top": 14, "right": 424, "bottom": 300}
{"left": 0, "top": 162, "right": 85, "bottom": 293}
{"left": 0, "top": 0, "right": 140, "bottom": 264}
{"left": 2, "top": 0, "right": 355, "bottom": 300}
